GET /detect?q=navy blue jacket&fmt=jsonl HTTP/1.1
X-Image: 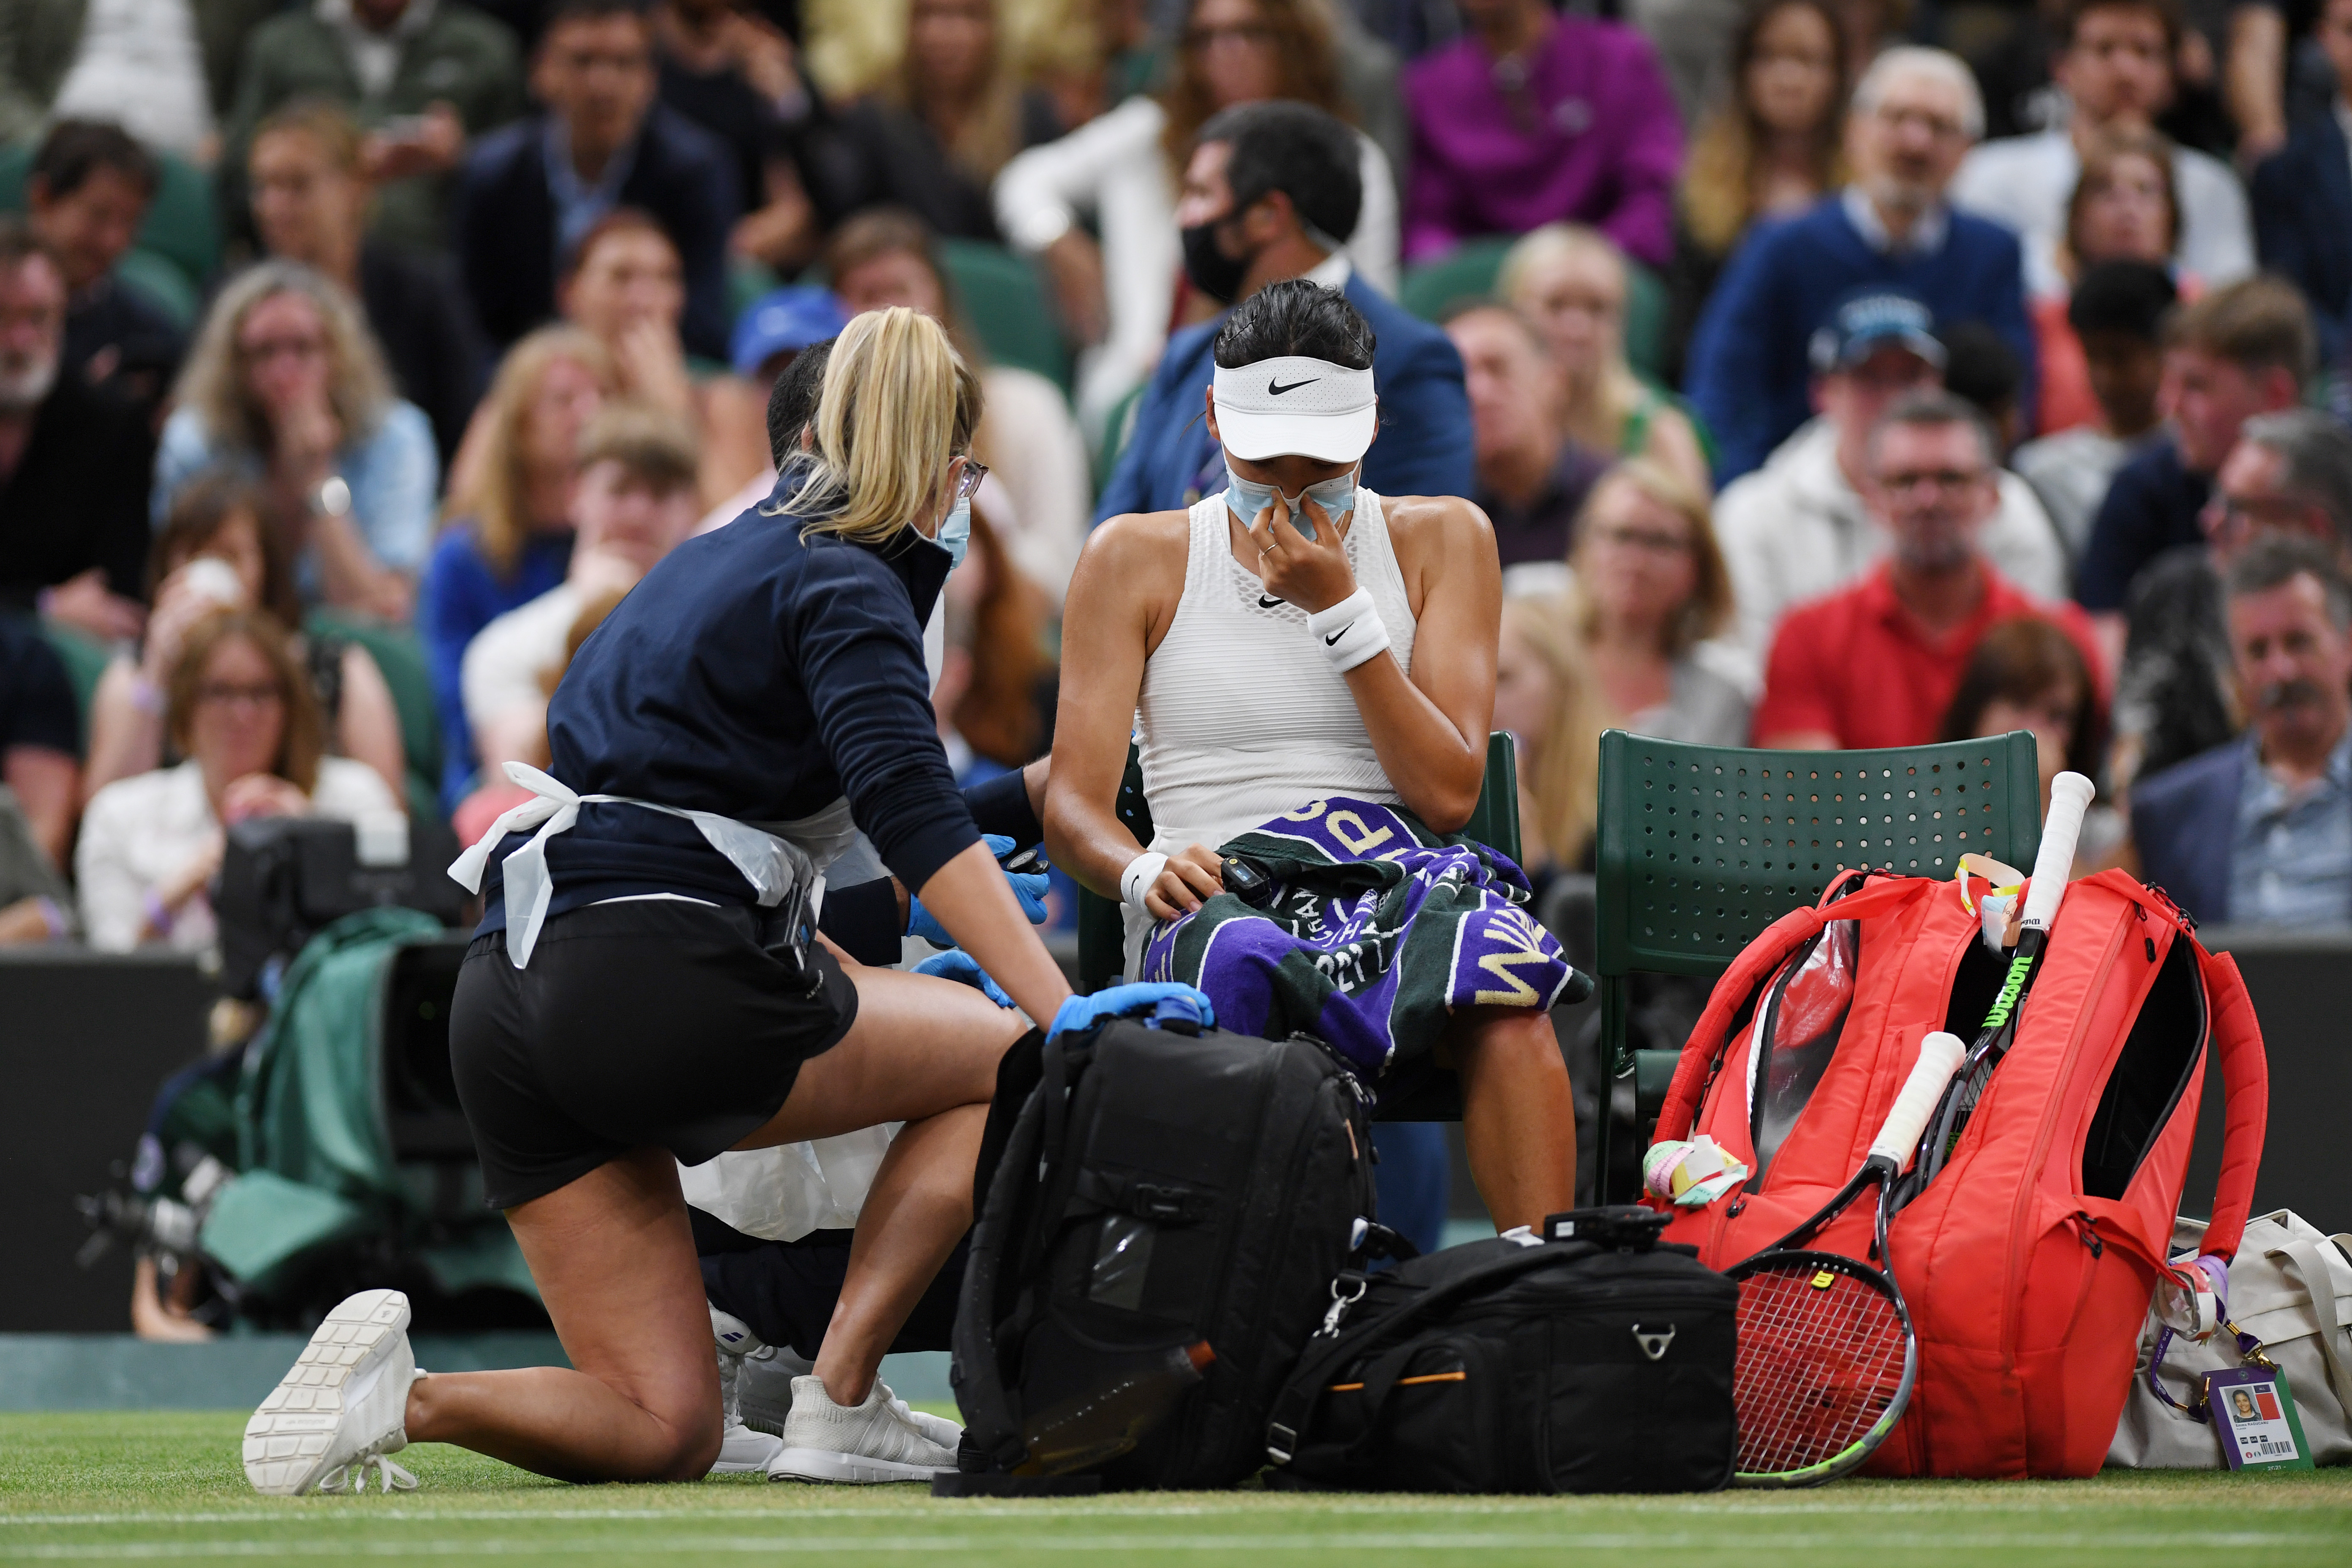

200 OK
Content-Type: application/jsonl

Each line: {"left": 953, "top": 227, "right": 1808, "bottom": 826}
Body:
{"left": 1093, "top": 269, "right": 1474, "bottom": 522}
{"left": 482, "top": 482, "right": 977, "bottom": 920}
{"left": 454, "top": 106, "right": 740, "bottom": 362}
{"left": 2251, "top": 115, "right": 2352, "bottom": 368}
{"left": 2130, "top": 733, "right": 2248, "bottom": 926}
{"left": 2077, "top": 439, "right": 2210, "bottom": 613}
{"left": 1685, "top": 195, "right": 2036, "bottom": 483}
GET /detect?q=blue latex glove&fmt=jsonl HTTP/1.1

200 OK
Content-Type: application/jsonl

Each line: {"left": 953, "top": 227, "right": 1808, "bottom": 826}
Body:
{"left": 1048, "top": 983, "right": 1217, "bottom": 1041}
{"left": 912, "top": 949, "right": 1014, "bottom": 1007}
{"left": 909, "top": 834, "right": 1050, "bottom": 945}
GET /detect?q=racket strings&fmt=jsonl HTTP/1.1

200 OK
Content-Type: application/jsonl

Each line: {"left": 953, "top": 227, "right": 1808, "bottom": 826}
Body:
{"left": 1734, "top": 1266, "right": 1909, "bottom": 1475}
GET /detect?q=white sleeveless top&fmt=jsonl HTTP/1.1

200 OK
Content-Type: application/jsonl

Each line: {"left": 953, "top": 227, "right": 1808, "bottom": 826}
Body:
{"left": 1136, "top": 490, "right": 1418, "bottom": 860}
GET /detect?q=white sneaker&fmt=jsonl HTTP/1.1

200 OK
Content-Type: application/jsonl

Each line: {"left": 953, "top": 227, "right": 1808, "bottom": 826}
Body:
{"left": 769, "top": 1375, "right": 958, "bottom": 1483}
{"left": 244, "top": 1288, "right": 422, "bottom": 1495}
{"left": 708, "top": 1308, "right": 784, "bottom": 1475}
{"left": 737, "top": 1341, "right": 814, "bottom": 1437}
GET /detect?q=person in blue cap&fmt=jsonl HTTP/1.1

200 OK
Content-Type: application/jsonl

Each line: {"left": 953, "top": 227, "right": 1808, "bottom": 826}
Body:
{"left": 696, "top": 286, "right": 852, "bottom": 534}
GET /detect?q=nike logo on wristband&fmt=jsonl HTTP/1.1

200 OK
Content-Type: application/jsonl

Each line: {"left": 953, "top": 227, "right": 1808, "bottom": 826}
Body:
{"left": 1268, "top": 376, "right": 1318, "bottom": 395}
{"left": 1258, "top": 594, "right": 1285, "bottom": 608}
{"left": 1324, "top": 623, "right": 1356, "bottom": 647}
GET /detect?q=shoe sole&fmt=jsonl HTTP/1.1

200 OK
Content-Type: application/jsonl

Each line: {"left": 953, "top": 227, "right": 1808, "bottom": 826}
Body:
{"left": 767, "top": 1446, "right": 954, "bottom": 1484}
{"left": 243, "top": 1288, "right": 411, "bottom": 1496}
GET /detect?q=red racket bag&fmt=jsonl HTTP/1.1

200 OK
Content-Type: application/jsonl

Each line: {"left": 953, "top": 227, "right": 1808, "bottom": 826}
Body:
{"left": 1647, "top": 868, "right": 2267, "bottom": 1478}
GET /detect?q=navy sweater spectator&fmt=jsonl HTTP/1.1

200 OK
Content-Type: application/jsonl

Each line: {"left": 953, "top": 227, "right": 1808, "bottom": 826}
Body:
{"left": 1685, "top": 47, "right": 2035, "bottom": 483}
{"left": 2249, "top": 105, "right": 2352, "bottom": 368}
{"left": 453, "top": 0, "right": 739, "bottom": 360}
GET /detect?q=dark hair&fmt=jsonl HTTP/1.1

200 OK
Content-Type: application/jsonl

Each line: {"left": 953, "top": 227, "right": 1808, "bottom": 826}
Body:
{"left": 541, "top": 0, "right": 650, "bottom": 35}
{"left": 150, "top": 470, "right": 300, "bottom": 625}
{"left": 821, "top": 207, "right": 988, "bottom": 366}
{"left": 574, "top": 400, "right": 699, "bottom": 493}
{"left": 1195, "top": 101, "right": 1362, "bottom": 248}
{"left": 2067, "top": 259, "right": 2177, "bottom": 340}
{"left": 1936, "top": 321, "right": 2023, "bottom": 429}
{"left": 2240, "top": 409, "right": 2352, "bottom": 545}
{"left": 2227, "top": 533, "right": 2352, "bottom": 626}
{"left": 1212, "top": 278, "right": 1374, "bottom": 371}
{"left": 767, "top": 338, "right": 833, "bottom": 466}
{"left": 1867, "top": 387, "right": 2000, "bottom": 470}
{"left": 1158, "top": 0, "right": 1350, "bottom": 171}
{"left": 1938, "top": 615, "right": 2106, "bottom": 781}
{"left": 2166, "top": 275, "right": 2317, "bottom": 389}
{"left": 558, "top": 206, "right": 675, "bottom": 286}
{"left": 30, "top": 119, "right": 158, "bottom": 203}
{"left": 2061, "top": 0, "right": 2183, "bottom": 51}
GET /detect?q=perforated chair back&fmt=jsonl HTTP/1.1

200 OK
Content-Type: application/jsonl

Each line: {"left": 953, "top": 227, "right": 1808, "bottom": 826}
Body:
{"left": 1590, "top": 728, "right": 2044, "bottom": 1196}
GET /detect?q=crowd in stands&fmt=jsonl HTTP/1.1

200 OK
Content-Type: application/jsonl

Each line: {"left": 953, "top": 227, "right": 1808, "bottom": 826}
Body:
{"left": 5, "top": 0, "right": 2352, "bottom": 966}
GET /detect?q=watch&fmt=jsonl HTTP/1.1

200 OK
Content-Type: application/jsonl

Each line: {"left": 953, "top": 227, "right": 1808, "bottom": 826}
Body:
{"left": 310, "top": 475, "right": 352, "bottom": 520}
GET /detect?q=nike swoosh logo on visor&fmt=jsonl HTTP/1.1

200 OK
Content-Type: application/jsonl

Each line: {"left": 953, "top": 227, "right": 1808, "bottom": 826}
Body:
{"left": 1258, "top": 594, "right": 1286, "bottom": 608}
{"left": 1267, "top": 377, "right": 1318, "bottom": 395}
{"left": 1323, "top": 623, "right": 1355, "bottom": 647}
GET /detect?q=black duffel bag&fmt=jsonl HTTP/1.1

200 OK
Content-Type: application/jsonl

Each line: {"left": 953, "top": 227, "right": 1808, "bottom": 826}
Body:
{"left": 1264, "top": 1208, "right": 1739, "bottom": 1494}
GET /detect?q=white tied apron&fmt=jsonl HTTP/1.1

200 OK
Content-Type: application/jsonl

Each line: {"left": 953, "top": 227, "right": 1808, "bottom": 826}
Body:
{"left": 447, "top": 761, "right": 856, "bottom": 968}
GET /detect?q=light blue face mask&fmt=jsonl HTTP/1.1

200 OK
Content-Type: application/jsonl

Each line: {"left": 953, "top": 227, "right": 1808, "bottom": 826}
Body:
{"left": 935, "top": 493, "right": 972, "bottom": 569}
{"left": 1222, "top": 465, "right": 1358, "bottom": 542}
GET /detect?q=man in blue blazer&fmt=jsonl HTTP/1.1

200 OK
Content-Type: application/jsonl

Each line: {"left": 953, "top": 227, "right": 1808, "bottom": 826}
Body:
{"left": 1687, "top": 47, "right": 2035, "bottom": 483}
{"left": 2250, "top": 0, "right": 2352, "bottom": 369}
{"left": 1094, "top": 102, "right": 1472, "bottom": 523}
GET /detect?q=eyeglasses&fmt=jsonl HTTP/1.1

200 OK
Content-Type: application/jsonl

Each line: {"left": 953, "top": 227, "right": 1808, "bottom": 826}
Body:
{"left": 195, "top": 681, "right": 285, "bottom": 710}
{"left": 954, "top": 457, "right": 989, "bottom": 502}
{"left": 239, "top": 335, "right": 326, "bottom": 364}
{"left": 1590, "top": 523, "right": 1692, "bottom": 556}
{"left": 1185, "top": 22, "right": 1274, "bottom": 49}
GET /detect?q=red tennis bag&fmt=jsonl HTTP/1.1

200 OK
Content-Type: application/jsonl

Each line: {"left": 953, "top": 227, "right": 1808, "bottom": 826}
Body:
{"left": 1648, "top": 868, "right": 2267, "bottom": 1478}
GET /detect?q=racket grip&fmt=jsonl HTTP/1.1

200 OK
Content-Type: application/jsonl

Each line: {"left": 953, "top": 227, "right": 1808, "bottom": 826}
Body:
{"left": 1873, "top": 1030, "right": 1968, "bottom": 1167}
{"left": 2020, "top": 772, "right": 2096, "bottom": 932}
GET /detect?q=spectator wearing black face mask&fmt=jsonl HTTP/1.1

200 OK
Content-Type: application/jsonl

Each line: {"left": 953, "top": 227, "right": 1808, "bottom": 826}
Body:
{"left": 1091, "top": 100, "right": 1469, "bottom": 523}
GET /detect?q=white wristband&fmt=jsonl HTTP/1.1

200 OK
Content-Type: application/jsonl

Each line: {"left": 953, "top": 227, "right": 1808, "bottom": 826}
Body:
{"left": 1305, "top": 587, "right": 1391, "bottom": 673}
{"left": 1119, "top": 852, "right": 1169, "bottom": 913}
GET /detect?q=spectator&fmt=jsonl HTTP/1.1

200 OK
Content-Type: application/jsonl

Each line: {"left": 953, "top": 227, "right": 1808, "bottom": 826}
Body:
{"left": 651, "top": 0, "right": 825, "bottom": 278}
{"left": 1443, "top": 302, "right": 1609, "bottom": 580}
{"left": 2115, "top": 409, "right": 2352, "bottom": 789}
{"left": 223, "top": 0, "right": 525, "bottom": 254}
{"left": 2077, "top": 275, "right": 2314, "bottom": 647}
{"left": 933, "top": 505, "right": 1054, "bottom": 778}
{"left": 1713, "top": 288, "right": 2069, "bottom": 661}
{"left": 1952, "top": 0, "right": 2253, "bottom": 300}
{"left": 420, "top": 327, "right": 615, "bottom": 804}
{"left": 827, "top": 210, "right": 1091, "bottom": 602}
{"left": 152, "top": 262, "right": 436, "bottom": 623}
{"left": 76, "top": 607, "right": 403, "bottom": 954}
{"left": 1094, "top": 101, "right": 1470, "bottom": 518}
{"left": 1498, "top": 224, "right": 1711, "bottom": 496}
{"left": 2131, "top": 536, "right": 2352, "bottom": 927}
{"left": 1753, "top": 390, "right": 2103, "bottom": 750}
{"left": 2027, "top": 129, "right": 2189, "bottom": 439}
{"left": 2249, "top": 0, "right": 2352, "bottom": 368}
{"left": 1569, "top": 457, "right": 1751, "bottom": 746}
{"left": 460, "top": 402, "right": 699, "bottom": 780}
{"left": 1666, "top": 0, "right": 1848, "bottom": 383}
{"left": 1494, "top": 593, "right": 1606, "bottom": 878}
{"left": 691, "top": 286, "right": 847, "bottom": 534}
{"left": 454, "top": 0, "right": 739, "bottom": 359}
{"left": 1939, "top": 320, "right": 2029, "bottom": 457}
{"left": 1399, "top": 0, "right": 1682, "bottom": 269}
{"left": 993, "top": 0, "right": 1400, "bottom": 437}
{"left": 2014, "top": 259, "right": 2177, "bottom": 564}
{"left": 1687, "top": 48, "right": 2036, "bottom": 483}
{"left": 0, "top": 221, "right": 153, "bottom": 644}
{"left": 449, "top": 580, "right": 626, "bottom": 841}
{"left": 83, "top": 472, "right": 408, "bottom": 806}
{"left": 5, "top": 0, "right": 271, "bottom": 158}
{"left": 819, "top": 0, "right": 1062, "bottom": 244}
{"left": 23, "top": 120, "right": 183, "bottom": 412}
{"left": 249, "top": 99, "right": 489, "bottom": 471}
{"left": 1939, "top": 615, "right": 2112, "bottom": 838}
{"left": 0, "top": 614, "right": 80, "bottom": 877}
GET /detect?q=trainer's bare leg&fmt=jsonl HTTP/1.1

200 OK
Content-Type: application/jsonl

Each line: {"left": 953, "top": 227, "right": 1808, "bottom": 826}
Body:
{"left": 1451, "top": 1005, "right": 1576, "bottom": 1232}
{"left": 402, "top": 966, "right": 1018, "bottom": 1481}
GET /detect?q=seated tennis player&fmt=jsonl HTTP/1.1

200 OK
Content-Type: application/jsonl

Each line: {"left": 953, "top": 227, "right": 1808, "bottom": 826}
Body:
{"left": 1048, "top": 280, "right": 1585, "bottom": 1232}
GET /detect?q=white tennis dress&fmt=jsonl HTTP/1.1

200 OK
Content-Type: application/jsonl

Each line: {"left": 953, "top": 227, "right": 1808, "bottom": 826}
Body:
{"left": 1124, "top": 489, "right": 1420, "bottom": 968}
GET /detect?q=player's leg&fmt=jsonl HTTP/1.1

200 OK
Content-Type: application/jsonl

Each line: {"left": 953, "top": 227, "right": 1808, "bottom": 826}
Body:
{"left": 1451, "top": 1005, "right": 1577, "bottom": 1231}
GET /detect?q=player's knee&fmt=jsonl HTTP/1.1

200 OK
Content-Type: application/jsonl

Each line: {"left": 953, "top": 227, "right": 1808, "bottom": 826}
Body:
{"left": 651, "top": 1407, "right": 724, "bottom": 1481}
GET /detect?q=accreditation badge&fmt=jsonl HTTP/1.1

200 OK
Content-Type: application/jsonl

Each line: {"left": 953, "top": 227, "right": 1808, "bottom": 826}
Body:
{"left": 2206, "top": 1367, "right": 2316, "bottom": 1470}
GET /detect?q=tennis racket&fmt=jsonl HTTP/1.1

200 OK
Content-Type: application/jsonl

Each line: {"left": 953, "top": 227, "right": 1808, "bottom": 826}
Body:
{"left": 1911, "top": 771, "right": 2097, "bottom": 1192}
{"left": 1726, "top": 1027, "right": 1967, "bottom": 1487}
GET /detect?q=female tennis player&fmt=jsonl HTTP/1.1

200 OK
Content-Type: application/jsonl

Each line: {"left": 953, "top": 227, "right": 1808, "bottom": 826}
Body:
{"left": 241, "top": 309, "right": 1194, "bottom": 1494}
{"left": 1049, "top": 280, "right": 1580, "bottom": 1233}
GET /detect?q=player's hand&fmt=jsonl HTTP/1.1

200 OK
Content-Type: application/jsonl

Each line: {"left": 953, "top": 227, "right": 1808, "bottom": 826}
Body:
{"left": 1243, "top": 490, "right": 1356, "bottom": 615}
{"left": 1143, "top": 844, "right": 1225, "bottom": 921}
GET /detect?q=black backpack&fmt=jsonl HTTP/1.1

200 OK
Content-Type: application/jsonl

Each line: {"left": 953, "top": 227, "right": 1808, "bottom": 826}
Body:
{"left": 1264, "top": 1210, "right": 1740, "bottom": 1494}
{"left": 945, "top": 1008, "right": 1375, "bottom": 1492}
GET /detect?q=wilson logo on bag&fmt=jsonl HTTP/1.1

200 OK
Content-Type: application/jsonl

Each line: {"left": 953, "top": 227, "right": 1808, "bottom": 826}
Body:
{"left": 1647, "top": 868, "right": 2267, "bottom": 1478}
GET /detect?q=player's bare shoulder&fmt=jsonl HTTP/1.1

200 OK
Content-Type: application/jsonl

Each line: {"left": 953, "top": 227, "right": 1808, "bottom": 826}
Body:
{"left": 1068, "top": 507, "right": 1194, "bottom": 624}
{"left": 1374, "top": 493, "right": 1497, "bottom": 581}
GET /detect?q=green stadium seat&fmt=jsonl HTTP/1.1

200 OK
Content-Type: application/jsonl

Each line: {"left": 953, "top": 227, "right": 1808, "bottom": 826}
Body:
{"left": 37, "top": 622, "right": 113, "bottom": 750}
{"left": 112, "top": 247, "right": 199, "bottom": 329}
{"left": 1588, "top": 729, "right": 2044, "bottom": 1199}
{"left": 306, "top": 611, "right": 442, "bottom": 822}
{"left": 1398, "top": 236, "right": 1670, "bottom": 382}
{"left": 936, "top": 239, "right": 1069, "bottom": 392}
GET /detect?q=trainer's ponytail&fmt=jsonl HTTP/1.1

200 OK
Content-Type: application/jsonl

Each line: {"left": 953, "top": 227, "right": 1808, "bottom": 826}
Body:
{"left": 787, "top": 306, "right": 982, "bottom": 546}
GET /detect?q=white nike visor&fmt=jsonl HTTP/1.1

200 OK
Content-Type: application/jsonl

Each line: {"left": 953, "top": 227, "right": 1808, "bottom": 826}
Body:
{"left": 1210, "top": 356, "right": 1377, "bottom": 463}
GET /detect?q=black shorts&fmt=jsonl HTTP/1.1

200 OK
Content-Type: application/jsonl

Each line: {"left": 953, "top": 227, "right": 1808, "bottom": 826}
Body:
{"left": 450, "top": 899, "right": 860, "bottom": 1209}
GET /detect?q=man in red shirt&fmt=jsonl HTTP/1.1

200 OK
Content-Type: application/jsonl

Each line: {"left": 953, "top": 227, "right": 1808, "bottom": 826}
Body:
{"left": 1755, "top": 389, "right": 2104, "bottom": 750}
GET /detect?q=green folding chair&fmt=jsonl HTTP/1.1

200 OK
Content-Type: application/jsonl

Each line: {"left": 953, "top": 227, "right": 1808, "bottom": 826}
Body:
{"left": 1588, "top": 728, "right": 2045, "bottom": 1200}
{"left": 1072, "top": 732, "right": 1520, "bottom": 1122}
{"left": 936, "top": 239, "right": 1070, "bottom": 393}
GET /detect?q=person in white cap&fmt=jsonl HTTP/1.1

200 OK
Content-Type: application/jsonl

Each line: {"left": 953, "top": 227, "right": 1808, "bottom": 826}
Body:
{"left": 1048, "top": 278, "right": 1581, "bottom": 1236}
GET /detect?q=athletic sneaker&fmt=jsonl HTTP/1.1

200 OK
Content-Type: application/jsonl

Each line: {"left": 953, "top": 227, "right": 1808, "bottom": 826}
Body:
{"left": 735, "top": 1339, "right": 814, "bottom": 1437}
{"left": 244, "top": 1288, "right": 423, "bottom": 1495}
{"left": 768, "top": 1375, "right": 959, "bottom": 1483}
{"left": 709, "top": 1308, "right": 783, "bottom": 1475}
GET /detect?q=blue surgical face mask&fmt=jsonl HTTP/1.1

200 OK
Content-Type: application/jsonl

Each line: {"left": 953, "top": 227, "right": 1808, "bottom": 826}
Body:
{"left": 1222, "top": 465, "right": 1358, "bottom": 541}
{"left": 935, "top": 493, "right": 972, "bottom": 569}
